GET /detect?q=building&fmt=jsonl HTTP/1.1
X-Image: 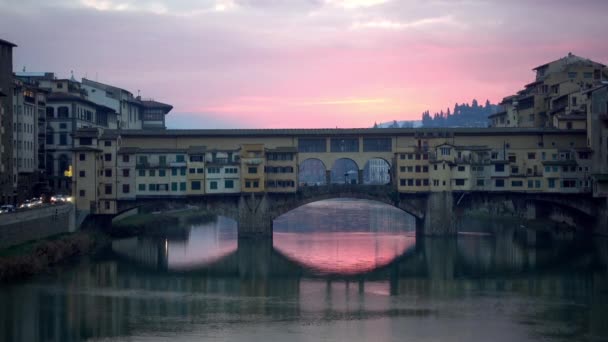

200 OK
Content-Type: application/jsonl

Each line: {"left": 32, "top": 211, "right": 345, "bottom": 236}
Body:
{"left": 585, "top": 82, "right": 608, "bottom": 197}
{"left": 490, "top": 53, "right": 607, "bottom": 129}
{"left": 12, "top": 78, "right": 48, "bottom": 200}
{"left": 70, "top": 128, "right": 596, "bottom": 217}
{"left": 81, "top": 78, "right": 173, "bottom": 130}
{"left": 0, "top": 38, "right": 16, "bottom": 205}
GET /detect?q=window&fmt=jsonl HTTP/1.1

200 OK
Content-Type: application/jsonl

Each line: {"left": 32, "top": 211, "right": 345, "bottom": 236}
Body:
{"left": 171, "top": 182, "right": 178, "bottom": 191}
{"left": 190, "top": 155, "right": 204, "bottom": 162}
{"left": 363, "top": 138, "right": 392, "bottom": 152}
{"left": 122, "top": 184, "right": 130, "bottom": 193}
{"left": 104, "top": 153, "right": 111, "bottom": 162}
{"left": 568, "top": 72, "right": 577, "bottom": 78}
{"left": 248, "top": 167, "right": 258, "bottom": 174}
{"left": 225, "top": 180, "right": 234, "bottom": 189}
{"left": 511, "top": 166, "right": 519, "bottom": 174}
{"left": 423, "top": 179, "right": 429, "bottom": 186}
{"left": 122, "top": 155, "right": 130, "bottom": 163}
{"left": 149, "top": 170, "right": 155, "bottom": 177}
{"left": 415, "top": 166, "right": 421, "bottom": 173}
{"left": 148, "top": 184, "right": 156, "bottom": 191}
{"left": 495, "top": 179, "right": 505, "bottom": 188}
{"left": 104, "top": 141, "right": 111, "bottom": 147}
{"left": 455, "top": 179, "right": 465, "bottom": 186}
{"left": 59, "top": 133, "right": 67, "bottom": 145}
{"left": 330, "top": 138, "right": 359, "bottom": 152}
{"left": 457, "top": 166, "right": 465, "bottom": 172}
{"left": 400, "top": 166, "right": 405, "bottom": 172}
{"left": 495, "top": 164, "right": 505, "bottom": 172}
{"left": 79, "top": 170, "right": 85, "bottom": 177}
{"left": 440, "top": 147, "right": 451, "bottom": 156}
{"left": 407, "top": 179, "right": 414, "bottom": 186}
{"left": 528, "top": 180, "right": 533, "bottom": 188}
{"left": 535, "top": 180, "right": 541, "bottom": 188}
{"left": 191, "top": 181, "right": 201, "bottom": 190}
{"left": 138, "top": 169, "right": 145, "bottom": 177}
{"left": 476, "top": 179, "right": 485, "bottom": 186}
{"left": 491, "top": 152, "right": 498, "bottom": 159}
{"left": 400, "top": 179, "right": 406, "bottom": 186}
{"left": 527, "top": 152, "right": 536, "bottom": 160}
{"left": 511, "top": 180, "right": 523, "bottom": 187}
{"left": 298, "top": 138, "right": 327, "bottom": 152}
{"left": 210, "top": 181, "right": 218, "bottom": 190}
{"left": 176, "top": 155, "right": 185, "bottom": 162}
{"left": 172, "top": 168, "right": 178, "bottom": 176}
{"left": 180, "top": 182, "right": 186, "bottom": 191}
{"left": 159, "top": 156, "right": 166, "bottom": 165}
{"left": 104, "top": 184, "right": 112, "bottom": 195}
{"left": 508, "top": 155, "right": 516, "bottom": 163}
{"left": 189, "top": 168, "right": 196, "bottom": 174}
{"left": 208, "top": 167, "right": 220, "bottom": 174}
{"left": 245, "top": 181, "right": 251, "bottom": 188}
{"left": 180, "top": 168, "right": 186, "bottom": 176}
{"left": 80, "top": 137, "right": 92, "bottom": 146}
{"left": 566, "top": 122, "right": 573, "bottom": 130}
{"left": 79, "top": 153, "right": 86, "bottom": 161}
{"left": 400, "top": 154, "right": 405, "bottom": 160}
{"left": 159, "top": 170, "right": 166, "bottom": 177}
{"left": 57, "top": 106, "right": 69, "bottom": 118}
{"left": 415, "top": 179, "right": 421, "bottom": 186}
{"left": 105, "top": 169, "right": 112, "bottom": 177}
{"left": 138, "top": 184, "right": 145, "bottom": 191}
{"left": 548, "top": 179, "right": 556, "bottom": 188}
{"left": 422, "top": 166, "right": 429, "bottom": 172}
{"left": 196, "top": 168, "right": 204, "bottom": 174}
{"left": 584, "top": 72, "right": 593, "bottom": 79}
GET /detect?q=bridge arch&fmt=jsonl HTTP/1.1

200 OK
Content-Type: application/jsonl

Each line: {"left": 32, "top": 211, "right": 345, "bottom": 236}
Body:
{"left": 363, "top": 157, "right": 391, "bottom": 185}
{"left": 298, "top": 158, "right": 327, "bottom": 186}
{"left": 330, "top": 158, "right": 359, "bottom": 184}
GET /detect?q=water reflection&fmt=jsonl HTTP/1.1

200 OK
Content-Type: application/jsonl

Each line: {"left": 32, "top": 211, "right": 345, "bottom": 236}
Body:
{"left": 0, "top": 199, "right": 607, "bottom": 342}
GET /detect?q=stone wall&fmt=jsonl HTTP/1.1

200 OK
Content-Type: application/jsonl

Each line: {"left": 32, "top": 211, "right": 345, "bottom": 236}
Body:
{"left": 0, "top": 204, "right": 75, "bottom": 249}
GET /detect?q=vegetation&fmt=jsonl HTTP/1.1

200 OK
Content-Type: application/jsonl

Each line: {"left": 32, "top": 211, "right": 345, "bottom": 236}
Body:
{"left": 0, "top": 231, "right": 106, "bottom": 282}
{"left": 109, "top": 209, "right": 216, "bottom": 238}
{"left": 421, "top": 99, "right": 500, "bottom": 127}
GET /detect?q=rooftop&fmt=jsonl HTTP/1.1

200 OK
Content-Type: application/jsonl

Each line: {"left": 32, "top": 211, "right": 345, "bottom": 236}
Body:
{"left": 0, "top": 38, "right": 17, "bottom": 47}
{"left": 103, "top": 127, "right": 586, "bottom": 138}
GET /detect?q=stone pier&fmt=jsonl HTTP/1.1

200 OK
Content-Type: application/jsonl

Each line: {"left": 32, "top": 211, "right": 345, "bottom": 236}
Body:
{"left": 418, "top": 191, "right": 456, "bottom": 236}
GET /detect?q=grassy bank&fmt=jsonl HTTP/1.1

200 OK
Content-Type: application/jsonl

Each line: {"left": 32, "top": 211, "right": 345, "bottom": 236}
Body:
{"left": 108, "top": 209, "right": 216, "bottom": 238}
{"left": 0, "top": 230, "right": 108, "bottom": 282}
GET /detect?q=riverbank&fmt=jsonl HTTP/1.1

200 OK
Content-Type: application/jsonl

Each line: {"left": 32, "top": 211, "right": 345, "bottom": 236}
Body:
{"left": 108, "top": 209, "right": 216, "bottom": 238}
{"left": 0, "top": 230, "right": 108, "bottom": 282}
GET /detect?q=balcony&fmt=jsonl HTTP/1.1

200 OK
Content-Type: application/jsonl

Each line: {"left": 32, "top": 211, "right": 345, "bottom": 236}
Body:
{"left": 244, "top": 158, "right": 263, "bottom": 165}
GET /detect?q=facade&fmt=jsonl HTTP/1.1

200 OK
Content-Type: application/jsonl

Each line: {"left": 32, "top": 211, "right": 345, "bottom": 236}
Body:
{"left": 585, "top": 83, "right": 608, "bottom": 197}
{"left": 0, "top": 38, "right": 16, "bottom": 205}
{"left": 12, "top": 78, "right": 48, "bottom": 200}
{"left": 71, "top": 128, "right": 597, "bottom": 217}
{"left": 81, "top": 78, "right": 173, "bottom": 130}
{"left": 490, "top": 53, "right": 607, "bottom": 130}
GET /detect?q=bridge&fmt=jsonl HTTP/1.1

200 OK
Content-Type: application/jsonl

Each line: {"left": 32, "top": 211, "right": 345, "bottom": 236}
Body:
{"left": 71, "top": 127, "right": 608, "bottom": 236}
{"left": 116, "top": 184, "right": 604, "bottom": 237}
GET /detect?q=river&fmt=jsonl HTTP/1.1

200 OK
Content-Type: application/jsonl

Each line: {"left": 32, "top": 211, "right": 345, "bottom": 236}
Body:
{"left": 1, "top": 199, "right": 607, "bottom": 341}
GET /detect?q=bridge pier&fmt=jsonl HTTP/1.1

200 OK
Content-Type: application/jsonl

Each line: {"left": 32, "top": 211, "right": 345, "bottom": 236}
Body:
{"left": 238, "top": 194, "right": 273, "bottom": 238}
{"left": 417, "top": 192, "right": 456, "bottom": 236}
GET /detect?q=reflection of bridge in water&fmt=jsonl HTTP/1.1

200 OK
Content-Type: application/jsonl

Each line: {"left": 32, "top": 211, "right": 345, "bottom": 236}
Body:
{"left": 112, "top": 228, "right": 597, "bottom": 283}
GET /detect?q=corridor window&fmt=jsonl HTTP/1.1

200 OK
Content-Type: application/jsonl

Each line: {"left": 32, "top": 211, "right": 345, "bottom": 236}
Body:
{"left": 363, "top": 138, "right": 391, "bottom": 152}
{"left": 298, "top": 138, "right": 327, "bottom": 153}
{"left": 331, "top": 138, "right": 359, "bottom": 152}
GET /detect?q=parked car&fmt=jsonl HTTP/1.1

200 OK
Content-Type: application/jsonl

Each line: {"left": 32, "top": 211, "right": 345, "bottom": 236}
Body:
{"left": 19, "top": 200, "right": 33, "bottom": 209}
{"left": 51, "top": 194, "right": 69, "bottom": 204}
{"left": 0, "top": 204, "right": 16, "bottom": 213}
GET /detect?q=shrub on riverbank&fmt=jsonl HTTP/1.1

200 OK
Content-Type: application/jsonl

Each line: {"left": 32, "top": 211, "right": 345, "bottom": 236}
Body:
{"left": 0, "top": 231, "right": 106, "bottom": 282}
{"left": 108, "top": 209, "right": 216, "bottom": 238}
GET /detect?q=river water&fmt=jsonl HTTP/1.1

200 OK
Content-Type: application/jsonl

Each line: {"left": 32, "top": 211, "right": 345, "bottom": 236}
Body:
{"left": 1, "top": 199, "right": 607, "bottom": 341}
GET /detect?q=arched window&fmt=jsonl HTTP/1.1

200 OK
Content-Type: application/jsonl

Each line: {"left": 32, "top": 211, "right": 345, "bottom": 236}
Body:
{"left": 58, "top": 154, "right": 69, "bottom": 176}
{"left": 46, "top": 106, "right": 55, "bottom": 119}
{"left": 57, "top": 106, "right": 69, "bottom": 118}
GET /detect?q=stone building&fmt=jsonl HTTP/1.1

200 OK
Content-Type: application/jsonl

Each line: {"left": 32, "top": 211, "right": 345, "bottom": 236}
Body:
{"left": 0, "top": 38, "right": 16, "bottom": 205}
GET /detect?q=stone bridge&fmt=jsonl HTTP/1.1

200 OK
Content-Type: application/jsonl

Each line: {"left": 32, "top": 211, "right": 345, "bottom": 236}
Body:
{"left": 116, "top": 185, "right": 607, "bottom": 237}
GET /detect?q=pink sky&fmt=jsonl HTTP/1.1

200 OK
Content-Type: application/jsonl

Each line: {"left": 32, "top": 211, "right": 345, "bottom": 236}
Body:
{"left": 1, "top": 0, "right": 607, "bottom": 128}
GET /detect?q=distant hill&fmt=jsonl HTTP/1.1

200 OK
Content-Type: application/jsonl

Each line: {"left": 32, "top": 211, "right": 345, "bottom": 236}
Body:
{"left": 421, "top": 99, "right": 500, "bottom": 128}
{"left": 373, "top": 99, "right": 501, "bottom": 129}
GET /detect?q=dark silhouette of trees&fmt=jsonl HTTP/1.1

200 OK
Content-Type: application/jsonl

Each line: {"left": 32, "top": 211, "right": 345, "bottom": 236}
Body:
{"left": 421, "top": 99, "right": 499, "bottom": 127}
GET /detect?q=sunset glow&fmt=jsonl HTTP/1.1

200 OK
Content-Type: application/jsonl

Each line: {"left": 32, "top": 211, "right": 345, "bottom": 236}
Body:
{"left": 1, "top": 0, "right": 607, "bottom": 128}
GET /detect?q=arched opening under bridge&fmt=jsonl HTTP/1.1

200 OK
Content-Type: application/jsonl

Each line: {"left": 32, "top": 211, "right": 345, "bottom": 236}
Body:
{"left": 330, "top": 158, "right": 359, "bottom": 184}
{"left": 299, "top": 158, "right": 327, "bottom": 186}
{"left": 363, "top": 158, "right": 391, "bottom": 185}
